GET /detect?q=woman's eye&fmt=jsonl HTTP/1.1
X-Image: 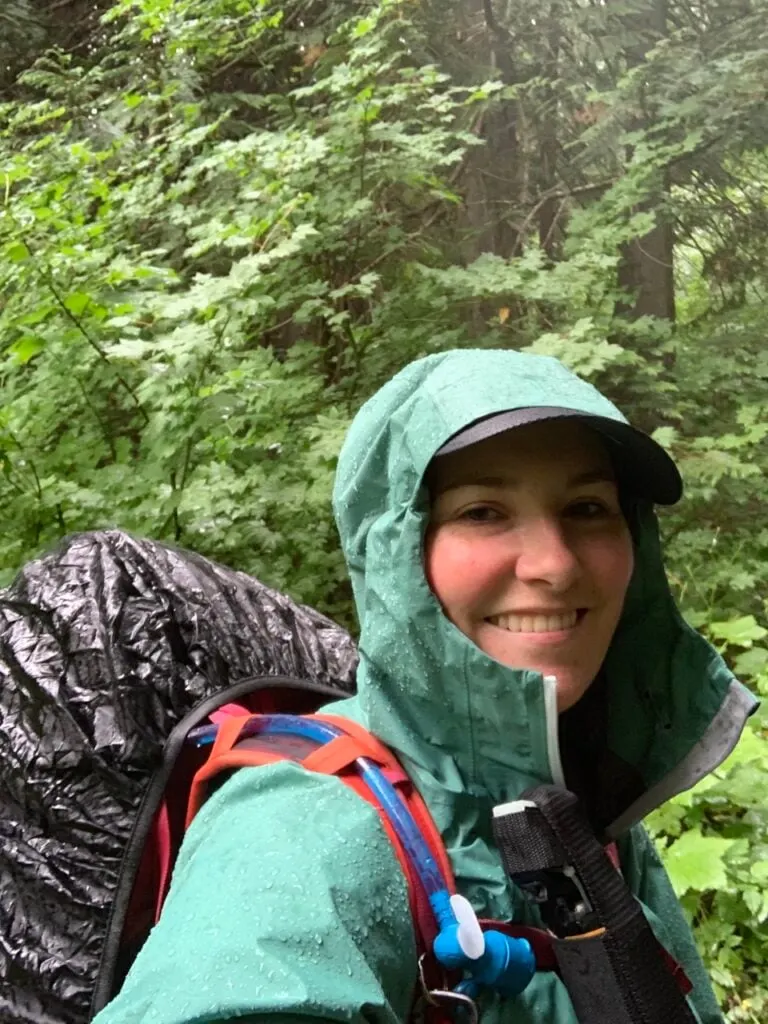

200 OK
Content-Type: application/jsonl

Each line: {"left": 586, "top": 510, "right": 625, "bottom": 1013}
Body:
{"left": 458, "top": 505, "right": 503, "bottom": 523}
{"left": 567, "top": 499, "right": 611, "bottom": 519}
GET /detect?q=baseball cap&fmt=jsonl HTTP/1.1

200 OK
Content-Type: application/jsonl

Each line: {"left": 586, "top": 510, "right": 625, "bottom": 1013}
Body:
{"left": 434, "top": 406, "right": 682, "bottom": 505}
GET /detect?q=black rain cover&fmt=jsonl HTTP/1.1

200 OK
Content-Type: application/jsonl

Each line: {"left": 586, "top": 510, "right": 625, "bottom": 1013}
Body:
{"left": 0, "top": 530, "right": 358, "bottom": 1024}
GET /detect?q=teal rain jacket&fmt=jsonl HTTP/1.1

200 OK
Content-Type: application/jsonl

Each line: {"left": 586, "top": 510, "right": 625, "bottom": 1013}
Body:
{"left": 94, "top": 350, "right": 757, "bottom": 1024}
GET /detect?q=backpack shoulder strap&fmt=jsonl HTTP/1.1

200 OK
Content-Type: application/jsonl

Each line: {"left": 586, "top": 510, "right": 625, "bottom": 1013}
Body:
{"left": 184, "top": 712, "right": 455, "bottom": 959}
{"left": 314, "top": 714, "right": 456, "bottom": 898}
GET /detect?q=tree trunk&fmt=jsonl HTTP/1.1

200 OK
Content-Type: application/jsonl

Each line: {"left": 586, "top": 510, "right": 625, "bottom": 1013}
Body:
{"left": 615, "top": 0, "right": 675, "bottom": 325}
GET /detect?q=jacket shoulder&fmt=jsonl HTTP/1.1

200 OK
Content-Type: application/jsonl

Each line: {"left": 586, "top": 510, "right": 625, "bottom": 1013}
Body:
{"left": 96, "top": 761, "right": 417, "bottom": 1024}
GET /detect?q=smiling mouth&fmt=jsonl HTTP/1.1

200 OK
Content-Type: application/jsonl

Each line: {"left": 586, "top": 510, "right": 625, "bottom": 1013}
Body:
{"left": 486, "top": 610, "right": 584, "bottom": 634}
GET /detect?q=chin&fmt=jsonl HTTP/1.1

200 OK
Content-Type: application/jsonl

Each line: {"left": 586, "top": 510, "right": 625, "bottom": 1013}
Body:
{"left": 474, "top": 630, "right": 599, "bottom": 708}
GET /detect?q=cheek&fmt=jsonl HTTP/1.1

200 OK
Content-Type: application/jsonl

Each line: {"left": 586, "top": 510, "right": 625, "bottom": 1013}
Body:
{"left": 423, "top": 529, "right": 460, "bottom": 609}
{"left": 424, "top": 529, "right": 498, "bottom": 619}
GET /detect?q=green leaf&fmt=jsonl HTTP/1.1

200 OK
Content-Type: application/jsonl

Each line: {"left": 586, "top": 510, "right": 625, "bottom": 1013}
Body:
{"left": 742, "top": 886, "right": 768, "bottom": 924}
{"left": 651, "top": 425, "right": 678, "bottom": 450}
{"left": 733, "top": 647, "right": 768, "bottom": 678}
{"left": 749, "top": 861, "right": 768, "bottom": 885}
{"left": 63, "top": 292, "right": 92, "bottom": 316}
{"left": 664, "top": 831, "right": 736, "bottom": 896}
{"left": 351, "top": 16, "right": 376, "bottom": 38}
{"left": 9, "top": 335, "right": 44, "bottom": 364}
{"left": 7, "top": 242, "right": 30, "bottom": 262}
{"left": 717, "top": 723, "right": 768, "bottom": 772}
{"left": 645, "top": 801, "right": 687, "bottom": 839}
{"left": 708, "top": 616, "right": 767, "bottom": 648}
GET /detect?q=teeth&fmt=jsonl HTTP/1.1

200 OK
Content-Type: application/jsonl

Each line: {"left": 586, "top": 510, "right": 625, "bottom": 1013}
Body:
{"left": 489, "top": 611, "right": 579, "bottom": 633}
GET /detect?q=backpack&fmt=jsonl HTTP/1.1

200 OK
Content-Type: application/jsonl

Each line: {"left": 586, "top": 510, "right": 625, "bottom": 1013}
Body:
{"left": 0, "top": 531, "right": 357, "bottom": 1024}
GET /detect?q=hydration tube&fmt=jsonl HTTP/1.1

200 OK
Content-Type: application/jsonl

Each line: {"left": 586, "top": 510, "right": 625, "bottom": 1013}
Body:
{"left": 189, "top": 715, "right": 448, "bottom": 899}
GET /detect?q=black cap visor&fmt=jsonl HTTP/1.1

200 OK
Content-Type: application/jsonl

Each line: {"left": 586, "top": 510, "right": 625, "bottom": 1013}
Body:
{"left": 435, "top": 407, "right": 682, "bottom": 506}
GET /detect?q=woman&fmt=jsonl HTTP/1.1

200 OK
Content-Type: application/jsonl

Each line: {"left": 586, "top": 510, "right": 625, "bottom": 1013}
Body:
{"left": 93, "top": 348, "right": 754, "bottom": 1024}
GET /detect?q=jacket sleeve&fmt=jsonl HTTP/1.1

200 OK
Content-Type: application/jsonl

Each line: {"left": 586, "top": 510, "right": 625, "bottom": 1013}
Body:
{"left": 620, "top": 823, "right": 724, "bottom": 1024}
{"left": 92, "top": 761, "right": 417, "bottom": 1024}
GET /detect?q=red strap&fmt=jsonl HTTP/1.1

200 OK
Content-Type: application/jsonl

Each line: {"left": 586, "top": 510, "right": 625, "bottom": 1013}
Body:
{"left": 605, "top": 840, "right": 620, "bottom": 871}
{"left": 210, "top": 702, "right": 251, "bottom": 723}
{"left": 662, "top": 948, "right": 693, "bottom": 996}
{"left": 338, "top": 772, "right": 427, "bottom": 935}
{"left": 301, "top": 733, "right": 381, "bottom": 774}
{"left": 311, "top": 715, "right": 455, "bottom": 952}
{"left": 153, "top": 800, "right": 173, "bottom": 922}
{"left": 185, "top": 713, "right": 392, "bottom": 826}
{"left": 315, "top": 715, "right": 455, "bottom": 895}
{"left": 312, "top": 714, "right": 407, "bottom": 767}
{"left": 183, "top": 712, "right": 453, "bottom": 962}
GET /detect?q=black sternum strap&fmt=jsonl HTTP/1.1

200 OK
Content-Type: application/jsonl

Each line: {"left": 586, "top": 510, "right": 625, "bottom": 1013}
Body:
{"left": 492, "top": 786, "right": 697, "bottom": 1024}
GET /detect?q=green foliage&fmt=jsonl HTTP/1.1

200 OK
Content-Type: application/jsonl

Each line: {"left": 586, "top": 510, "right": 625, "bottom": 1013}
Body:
{"left": 1, "top": 0, "right": 767, "bottom": 1015}
{"left": 0, "top": 0, "right": 502, "bottom": 620}
{"left": 647, "top": 662, "right": 768, "bottom": 1020}
{"left": 646, "top": 593, "right": 768, "bottom": 1019}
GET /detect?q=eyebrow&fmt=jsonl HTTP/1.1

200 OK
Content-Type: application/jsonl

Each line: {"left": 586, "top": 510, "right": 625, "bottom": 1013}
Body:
{"left": 436, "top": 469, "right": 616, "bottom": 494}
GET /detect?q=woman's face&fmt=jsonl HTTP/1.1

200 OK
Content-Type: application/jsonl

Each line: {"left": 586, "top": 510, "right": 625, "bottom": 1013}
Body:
{"left": 425, "top": 420, "right": 634, "bottom": 712}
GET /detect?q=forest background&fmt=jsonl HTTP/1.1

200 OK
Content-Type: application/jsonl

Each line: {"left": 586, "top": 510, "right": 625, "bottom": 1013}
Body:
{"left": 1, "top": 0, "right": 767, "bottom": 1017}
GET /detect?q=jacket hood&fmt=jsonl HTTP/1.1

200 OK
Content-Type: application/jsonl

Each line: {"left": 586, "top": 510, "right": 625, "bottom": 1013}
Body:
{"left": 332, "top": 349, "right": 756, "bottom": 833}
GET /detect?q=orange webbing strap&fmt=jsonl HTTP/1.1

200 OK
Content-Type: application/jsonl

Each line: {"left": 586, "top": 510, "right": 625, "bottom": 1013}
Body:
{"left": 313, "top": 714, "right": 456, "bottom": 964}
{"left": 188, "top": 713, "right": 454, "bottom": 874}
{"left": 307, "top": 714, "right": 403, "bottom": 769}
{"left": 185, "top": 713, "right": 386, "bottom": 827}
{"left": 312, "top": 715, "right": 458, "bottom": 1011}
{"left": 312, "top": 715, "right": 455, "bottom": 892}
{"left": 185, "top": 715, "right": 286, "bottom": 826}
{"left": 399, "top": 780, "right": 456, "bottom": 899}
{"left": 184, "top": 712, "right": 455, "bottom": 889}
{"left": 338, "top": 771, "right": 425, "bottom": 917}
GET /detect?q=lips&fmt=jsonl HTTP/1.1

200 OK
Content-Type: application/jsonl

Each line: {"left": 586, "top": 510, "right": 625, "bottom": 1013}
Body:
{"left": 486, "top": 610, "right": 580, "bottom": 634}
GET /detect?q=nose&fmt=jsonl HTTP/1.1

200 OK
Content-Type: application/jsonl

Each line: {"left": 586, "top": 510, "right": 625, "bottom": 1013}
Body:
{"left": 513, "top": 517, "right": 582, "bottom": 590}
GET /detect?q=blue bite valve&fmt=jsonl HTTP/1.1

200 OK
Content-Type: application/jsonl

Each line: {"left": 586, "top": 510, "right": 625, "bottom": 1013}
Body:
{"left": 473, "top": 929, "right": 536, "bottom": 997}
{"left": 431, "top": 891, "right": 536, "bottom": 998}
